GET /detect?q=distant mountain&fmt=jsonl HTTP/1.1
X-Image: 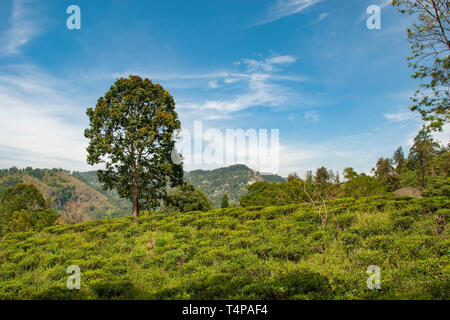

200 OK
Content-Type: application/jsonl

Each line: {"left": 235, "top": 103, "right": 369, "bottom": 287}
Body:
{"left": 260, "top": 173, "right": 286, "bottom": 183}
{"left": 184, "top": 164, "right": 285, "bottom": 207}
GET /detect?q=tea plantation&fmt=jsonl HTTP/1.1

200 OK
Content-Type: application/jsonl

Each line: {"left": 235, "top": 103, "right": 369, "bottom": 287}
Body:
{"left": 0, "top": 196, "right": 448, "bottom": 300}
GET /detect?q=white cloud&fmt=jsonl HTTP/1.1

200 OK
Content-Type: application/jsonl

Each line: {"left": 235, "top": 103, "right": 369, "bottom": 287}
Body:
{"left": 304, "top": 110, "right": 319, "bottom": 123}
{"left": 236, "top": 54, "right": 296, "bottom": 72}
{"left": 208, "top": 80, "right": 219, "bottom": 88}
{"left": 256, "top": 0, "right": 325, "bottom": 25}
{"left": 179, "top": 54, "right": 301, "bottom": 119}
{"left": 1, "top": 0, "right": 44, "bottom": 55}
{"left": 0, "top": 65, "right": 93, "bottom": 170}
{"left": 384, "top": 109, "right": 419, "bottom": 122}
{"left": 180, "top": 73, "right": 283, "bottom": 115}
{"left": 312, "top": 11, "right": 329, "bottom": 24}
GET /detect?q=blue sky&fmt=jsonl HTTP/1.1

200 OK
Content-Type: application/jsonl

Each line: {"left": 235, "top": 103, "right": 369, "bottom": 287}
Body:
{"left": 0, "top": 0, "right": 448, "bottom": 176}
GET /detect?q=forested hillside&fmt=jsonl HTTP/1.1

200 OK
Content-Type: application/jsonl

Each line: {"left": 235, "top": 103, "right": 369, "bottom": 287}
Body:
{"left": 0, "top": 165, "right": 286, "bottom": 223}
{"left": 184, "top": 164, "right": 285, "bottom": 207}
{"left": 0, "top": 168, "right": 130, "bottom": 223}
{"left": 71, "top": 171, "right": 132, "bottom": 218}
{"left": 0, "top": 196, "right": 447, "bottom": 299}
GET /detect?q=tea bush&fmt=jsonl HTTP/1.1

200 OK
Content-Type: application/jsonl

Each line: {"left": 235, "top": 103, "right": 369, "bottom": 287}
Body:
{"left": 0, "top": 196, "right": 448, "bottom": 300}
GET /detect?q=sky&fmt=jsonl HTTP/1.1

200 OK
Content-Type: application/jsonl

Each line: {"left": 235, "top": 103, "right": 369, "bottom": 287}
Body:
{"left": 0, "top": 0, "right": 448, "bottom": 176}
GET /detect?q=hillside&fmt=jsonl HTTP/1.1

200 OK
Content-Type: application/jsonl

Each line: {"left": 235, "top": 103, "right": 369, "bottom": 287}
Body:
{"left": 184, "top": 164, "right": 285, "bottom": 207}
{"left": 0, "top": 168, "right": 130, "bottom": 223}
{"left": 71, "top": 171, "right": 132, "bottom": 217}
{"left": 0, "top": 196, "right": 448, "bottom": 299}
{"left": 0, "top": 165, "right": 285, "bottom": 222}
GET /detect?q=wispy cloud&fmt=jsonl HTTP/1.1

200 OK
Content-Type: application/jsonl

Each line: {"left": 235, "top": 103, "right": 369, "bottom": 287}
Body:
{"left": 383, "top": 109, "right": 419, "bottom": 122}
{"left": 236, "top": 54, "right": 296, "bottom": 72}
{"left": 208, "top": 80, "right": 219, "bottom": 88}
{"left": 180, "top": 73, "right": 284, "bottom": 116}
{"left": 255, "top": 0, "right": 325, "bottom": 26}
{"left": 304, "top": 110, "right": 319, "bottom": 123}
{"left": 312, "top": 11, "right": 330, "bottom": 24}
{"left": 1, "top": 0, "right": 44, "bottom": 55}
{"left": 0, "top": 65, "right": 92, "bottom": 170}
{"left": 178, "top": 54, "right": 302, "bottom": 119}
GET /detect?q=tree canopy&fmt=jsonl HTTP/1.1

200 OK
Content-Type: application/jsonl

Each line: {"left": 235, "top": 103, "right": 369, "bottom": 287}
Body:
{"left": 0, "top": 184, "right": 58, "bottom": 234}
{"left": 393, "top": 0, "right": 449, "bottom": 130}
{"left": 85, "top": 75, "right": 183, "bottom": 217}
{"left": 221, "top": 193, "right": 229, "bottom": 208}
{"left": 162, "top": 184, "right": 213, "bottom": 213}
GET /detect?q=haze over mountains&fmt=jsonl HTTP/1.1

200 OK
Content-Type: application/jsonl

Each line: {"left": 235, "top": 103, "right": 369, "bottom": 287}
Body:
{"left": 0, "top": 165, "right": 285, "bottom": 222}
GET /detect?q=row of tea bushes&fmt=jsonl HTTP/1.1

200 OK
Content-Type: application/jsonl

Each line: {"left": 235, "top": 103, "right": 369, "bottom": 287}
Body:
{"left": 0, "top": 196, "right": 448, "bottom": 299}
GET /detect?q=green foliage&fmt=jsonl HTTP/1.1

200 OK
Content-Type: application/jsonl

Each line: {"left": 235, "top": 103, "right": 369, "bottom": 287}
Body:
{"left": 342, "top": 174, "right": 388, "bottom": 198}
{"left": 408, "top": 127, "right": 441, "bottom": 187}
{"left": 0, "top": 184, "right": 59, "bottom": 235}
{"left": 0, "top": 196, "right": 448, "bottom": 300}
{"left": 221, "top": 193, "right": 229, "bottom": 208}
{"left": 85, "top": 75, "right": 183, "bottom": 216}
{"left": 0, "top": 183, "right": 47, "bottom": 213}
{"left": 240, "top": 175, "right": 335, "bottom": 207}
{"left": 184, "top": 164, "right": 284, "bottom": 207}
{"left": 0, "top": 167, "right": 131, "bottom": 222}
{"left": 162, "top": 184, "right": 212, "bottom": 213}
{"left": 71, "top": 171, "right": 132, "bottom": 216}
{"left": 372, "top": 158, "right": 399, "bottom": 191}
{"left": 392, "top": 0, "right": 449, "bottom": 130}
{"left": 423, "top": 176, "right": 450, "bottom": 197}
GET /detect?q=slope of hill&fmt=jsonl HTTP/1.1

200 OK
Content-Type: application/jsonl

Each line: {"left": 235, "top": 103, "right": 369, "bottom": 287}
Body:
{"left": 0, "top": 165, "right": 284, "bottom": 222}
{"left": 0, "top": 168, "right": 130, "bottom": 223}
{"left": 71, "top": 171, "right": 132, "bottom": 217}
{"left": 0, "top": 196, "right": 447, "bottom": 299}
{"left": 184, "top": 164, "right": 285, "bottom": 207}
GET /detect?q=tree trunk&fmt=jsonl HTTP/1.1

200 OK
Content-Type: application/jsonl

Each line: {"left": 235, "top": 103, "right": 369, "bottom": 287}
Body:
{"left": 132, "top": 191, "right": 139, "bottom": 218}
{"left": 131, "top": 159, "right": 139, "bottom": 218}
{"left": 130, "top": 143, "right": 139, "bottom": 218}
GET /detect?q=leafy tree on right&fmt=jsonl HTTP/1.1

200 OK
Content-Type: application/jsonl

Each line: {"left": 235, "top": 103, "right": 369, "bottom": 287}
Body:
{"left": 392, "top": 0, "right": 449, "bottom": 131}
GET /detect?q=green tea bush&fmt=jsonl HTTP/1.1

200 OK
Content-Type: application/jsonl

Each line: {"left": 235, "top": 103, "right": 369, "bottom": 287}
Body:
{"left": 90, "top": 278, "right": 134, "bottom": 299}
{"left": 0, "top": 196, "right": 447, "bottom": 300}
{"left": 393, "top": 216, "right": 415, "bottom": 230}
{"left": 242, "top": 270, "right": 331, "bottom": 300}
{"left": 335, "top": 213, "right": 355, "bottom": 229}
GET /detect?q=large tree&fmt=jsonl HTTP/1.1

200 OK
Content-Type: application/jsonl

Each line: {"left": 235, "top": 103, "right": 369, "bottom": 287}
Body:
{"left": 408, "top": 126, "right": 440, "bottom": 186}
{"left": 372, "top": 157, "right": 395, "bottom": 179}
{"left": 85, "top": 75, "right": 183, "bottom": 217}
{"left": 314, "top": 167, "right": 330, "bottom": 185}
{"left": 393, "top": 146, "right": 407, "bottom": 174}
{"left": 393, "top": 0, "right": 449, "bottom": 130}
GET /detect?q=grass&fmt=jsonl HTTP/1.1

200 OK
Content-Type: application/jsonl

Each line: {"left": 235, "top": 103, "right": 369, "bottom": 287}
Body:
{"left": 0, "top": 196, "right": 448, "bottom": 300}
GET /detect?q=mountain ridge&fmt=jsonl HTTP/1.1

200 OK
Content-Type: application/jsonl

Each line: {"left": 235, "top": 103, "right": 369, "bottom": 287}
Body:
{"left": 0, "top": 165, "right": 285, "bottom": 221}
